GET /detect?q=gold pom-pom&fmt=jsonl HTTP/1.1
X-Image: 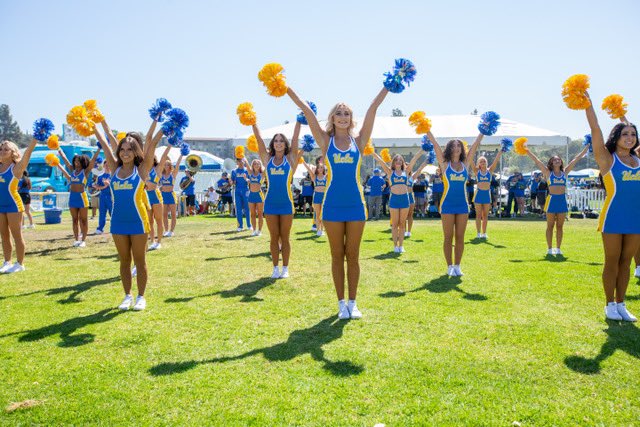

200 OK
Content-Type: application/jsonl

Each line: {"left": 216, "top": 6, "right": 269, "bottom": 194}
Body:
{"left": 236, "top": 102, "right": 257, "bottom": 126}
{"left": 601, "top": 94, "right": 628, "bottom": 119}
{"left": 47, "top": 134, "right": 59, "bottom": 150}
{"left": 380, "top": 148, "right": 391, "bottom": 163}
{"left": 246, "top": 135, "right": 259, "bottom": 153}
{"left": 363, "top": 139, "right": 374, "bottom": 156}
{"left": 258, "top": 63, "right": 288, "bottom": 97}
{"left": 235, "top": 145, "right": 245, "bottom": 159}
{"left": 561, "top": 74, "right": 591, "bottom": 110}
{"left": 408, "top": 111, "right": 432, "bottom": 134}
{"left": 45, "top": 153, "right": 60, "bottom": 167}
{"left": 298, "top": 155, "right": 304, "bottom": 165}
{"left": 84, "top": 99, "right": 105, "bottom": 123}
{"left": 66, "top": 105, "right": 96, "bottom": 136}
{"left": 76, "top": 122, "right": 95, "bottom": 137}
{"left": 461, "top": 140, "right": 469, "bottom": 153}
{"left": 514, "top": 137, "right": 528, "bottom": 155}
{"left": 116, "top": 132, "right": 127, "bottom": 142}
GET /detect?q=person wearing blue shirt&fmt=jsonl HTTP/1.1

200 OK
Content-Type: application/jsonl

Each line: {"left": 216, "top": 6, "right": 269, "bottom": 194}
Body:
{"left": 216, "top": 173, "right": 233, "bottom": 215}
{"left": 381, "top": 175, "right": 391, "bottom": 217}
{"left": 367, "top": 169, "right": 385, "bottom": 220}
{"left": 94, "top": 163, "right": 113, "bottom": 234}
{"left": 18, "top": 171, "right": 34, "bottom": 229}
{"left": 300, "top": 173, "right": 314, "bottom": 217}
{"left": 179, "top": 170, "right": 196, "bottom": 216}
{"left": 514, "top": 173, "right": 527, "bottom": 216}
{"left": 529, "top": 173, "right": 540, "bottom": 212}
{"left": 231, "top": 159, "right": 251, "bottom": 231}
{"left": 430, "top": 168, "right": 444, "bottom": 212}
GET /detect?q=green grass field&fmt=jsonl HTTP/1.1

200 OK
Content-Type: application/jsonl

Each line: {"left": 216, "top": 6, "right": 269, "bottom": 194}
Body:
{"left": 1, "top": 213, "right": 639, "bottom": 426}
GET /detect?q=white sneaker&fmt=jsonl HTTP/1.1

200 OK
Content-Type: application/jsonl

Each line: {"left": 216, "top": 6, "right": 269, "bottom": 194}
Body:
{"left": 482, "top": 233, "right": 488, "bottom": 239}
{"left": 634, "top": 266, "right": 640, "bottom": 278}
{"left": 236, "top": 227, "right": 244, "bottom": 232}
{"left": 118, "top": 295, "right": 133, "bottom": 311}
{"left": 399, "top": 246, "right": 405, "bottom": 253}
{"left": 148, "top": 242, "right": 158, "bottom": 251}
{"left": 0, "top": 261, "right": 12, "bottom": 274}
{"left": 394, "top": 246, "right": 399, "bottom": 253}
{"left": 476, "top": 232, "right": 482, "bottom": 238}
{"left": 616, "top": 302, "right": 637, "bottom": 322}
{"left": 311, "top": 225, "right": 317, "bottom": 231}
{"left": 555, "top": 248, "right": 563, "bottom": 256}
{"left": 271, "top": 266, "right": 280, "bottom": 279}
{"left": 27, "top": 224, "right": 35, "bottom": 229}
{"left": 249, "top": 227, "right": 254, "bottom": 232}
{"left": 6, "top": 263, "right": 25, "bottom": 273}
{"left": 168, "top": 231, "right": 175, "bottom": 237}
{"left": 95, "top": 229, "right": 103, "bottom": 235}
{"left": 256, "top": 230, "right": 262, "bottom": 236}
{"left": 316, "top": 230, "right": 323, "bottom": 237}
{"left": 605, "top": 302, "right": 622, "bottom": 320}
{"left": 132, "top": 266, "right": 137, "bottom": 278}
{"left": 78, "top": 241, "right": 86, "bottom": 248}
{"left": 133, "top": 295, "right": 146, "bottom": 311}
{"left": 162, "top": 231, "right": 170, "bottom": 237}
{"left": 454, "top": 265, "right": 464, "bottom": 276}
{"left": 279, "top": 267, "right": 289, "bottom": 279}
{"left": 547, "top": 248, "right": 555, "bottom": 256}
{"left": 447, "top": 265, "right": 455, "bottom": 277}
{"left": 73, "top": 240, "right": 81, "bottom": 247}
{"left": 338, "top": 300, "right": 350, "bottom": 320}
{"left": 348, "top": 301, "right": 362, "bottom": 319}
{"left": 404, "top": 231, "right": 410, "bottom": 237}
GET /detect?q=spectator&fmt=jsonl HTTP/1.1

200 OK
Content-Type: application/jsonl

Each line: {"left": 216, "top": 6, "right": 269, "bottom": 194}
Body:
{"left": 367, "top": 168, "right": 385, "bottom": 220}
{"left": 216, "top": 172, "right": 234, "bottom": 215}
{"left": 381, "top": 175, "right": 391, "bottom": 217}
{"left": 536, "top": 175, "right": 548, "bottom": 218}
{"left": 431, "top": 168, "right": 444, "bottom": 211}
{"left": 413, "top": 173, "right": 428, "bottom": 218}
{"left": 514, "top": 173, "right": 526, "bottom": 216}
{"left": 179, "top": 170, "right": 196, "bottom": 216}
{"left": 18, "top": 171, "right": 33, "bottom": 229}
{"left": 530, "top": 173, "right": 541, "bottom": 212}
{"left": 505, "top": 173, "right": 519, "bottom": 216}
{"left": 299, "top": 173, "right": 314, "bottom": 216}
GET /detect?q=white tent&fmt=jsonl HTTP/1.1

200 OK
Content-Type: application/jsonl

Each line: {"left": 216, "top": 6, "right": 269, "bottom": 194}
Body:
{"left": 234, "top": 115, "right": 570, "bottom": 148}
{"left": 154, "top": 147, "right": 224, "bottom": 193}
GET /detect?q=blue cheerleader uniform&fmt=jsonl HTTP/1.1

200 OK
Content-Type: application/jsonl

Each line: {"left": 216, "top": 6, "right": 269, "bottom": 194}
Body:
{"left": 598, "top": 153, "right": 640, "bottom": 234}
{"left": 322, "top": 137, "right": 367, "bottom": 222}
{"left": 408, "top": 177, "right": 415, "bottom": 205}
{"left": 0, "top": 164, "right": 24, "bottom": 213}
{"left": 473, "top": 170, "right": 492, "bottom": 204}
{"left": 543, "top": 172, "right": 568, "bottom": 214}
{"left": 264, "top": 157, "right": 294, "bottom": 215}
{"left": 159, "top": 174, "right": 177, "bottom": 205}
{"left": 248, "top": 173, "right": 264, "bottom": 204}
{"left": 69, "top": 169, "right": 89, "bottom": 208}
{"left": 440, "top": 163, "right": 469, "bottom": 214}
{"left": 146, "top": 168, "right": 162, "bottom": 206}
{"left": 388, "top": 171, "right": 410, "bottom": 209}
{"left": 110, "top": 167, "right": 150, "bottom": 235}
{"left": 313, "top": 175, "right": 326, "bottom": 205}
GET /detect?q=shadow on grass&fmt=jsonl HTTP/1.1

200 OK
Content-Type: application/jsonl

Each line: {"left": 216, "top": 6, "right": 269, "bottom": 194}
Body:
{"left": 413, "top": 275, "right": 488, "bottom": 301}
{"left": 565, "top": 321, "right": 640, "bottom": 375}
{"left": 0, "top": 276, "right": 120, "bottom": 304}
{"left": 510, "top": 256, "right": 602, "bottom": 266}
{"left": 209, "top": 230, "right": 237, "bottom": 236}
{"left": 25, "top": 246, "right": 70, "bottom": 257}
{"left": 371, "top": 252, "right": 401, "bottom": 260}
{"left": 149, "top": 315, "right": 363, "bottom": 377}
{"left": 206, "top": 251, "right": 271, "bottom": 262}
{"left": 0, "top": 308, "right": 122, "bottom": 347}
{"left": 468, "top": 238, "right": 506, "bottom": 248}
{"left": 165, "top": 277, "right": 278, "bottom": 303}
{"left": 226, "top": 235, "right": 252, "bottom": 241}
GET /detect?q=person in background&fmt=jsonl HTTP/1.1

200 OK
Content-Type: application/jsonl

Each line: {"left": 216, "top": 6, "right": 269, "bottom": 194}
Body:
{"left": 18, "top": 171, "right": 34, "bottom": 229}
{"left": 412, "top": 173, "right": 428, "bottom": 218}
{"left": 430, "top": 168, "right": 444, "bottom": 212}
{"left": 530, "top": 172, "right": 540, "bottom": 212}
{"left": 299, "top": 172, "right": 314, "bottom": 217}
{"left": 180, "top": 170, "right": 196, "bottom": 216}
{"left": 367, "top": 168, "right": 385, "bottom": 220}
{"left": 490, "top": 173, "right": 500, "bottom": 215}
{"left": 231, "top": 158, "right": 251, "bottom": 230}
{"left": 203, "top": 186, "right": 218, "bottom": 213}
{"left": 504, "top": 172, "right": 518, "bottom": 217}
{"left": 216, "top": 172, "right": 234, "bottom": 216}
{"left": 94, "top": 162, "right": 112, "bottom": 235}
{"left": 514, "top": 172, "right": 527, "bottom": 216}
{"left": 89, "top": 174, "right": 99, "bottom": 220}
{"left": 381, "top": 174, "right": 391, "bottom": 217}
{"left": 536, "top": 174, "right": 548, "bottom": 218}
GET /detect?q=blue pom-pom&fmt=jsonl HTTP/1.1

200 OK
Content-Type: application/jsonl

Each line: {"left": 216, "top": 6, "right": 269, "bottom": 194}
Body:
{"left": 478, "top": 111, "right": 501, "bottom": 136}
{"left": 297, "top": 101, "right": 318, "bottom": 125}
{"left": 167, "top": 129, "right": 184, "bottom": 147}
{"left": 421, "top": 135, "right": 434, "bottom": 152}
{"left": 302, "top": 134, "right": 316, "bottom": 152}
{"left": 583, "top": 134, "right": 593, "bottom": 153}
{"left": 33, "top": 118, "right": 55, "bottom": 142}
{"left": 383, "top": 58, "right": 416, "bottom": 94}
{"left": 500, "top": 138, "right": 513, "bottom": 153}
{"left": 427, "top": 151, "right": 436, "bottom": 164}
{"left": 180, "top": 143, "right": 191, "bottom": 156}
{"left": 149, "top": 98, "right": 173, "bottom": 122}
{"left": 96, "top": 140, "right": 102, "bottom": 149}
{"left": 96, "top": 156, "right": 104, "bottom": 164}
{"left": 162, "top": 108, "right": 189, "bottom": 139}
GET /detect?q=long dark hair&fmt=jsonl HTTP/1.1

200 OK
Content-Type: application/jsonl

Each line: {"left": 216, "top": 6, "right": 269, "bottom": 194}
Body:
{"left": 268, "top": 133, "right": 290, "bottom": 157}
{"left": 115, "top": 132, "right": 144, "bottom": 167}
{"left": 547, "top": 155, "right": 563, "bottom": 173}
{"left": 443, "top": 139, "right": 466, "bottom": 163}
{"left": 72, "top": 154, "right": 90, "bottom": 170}
{"left": 605, "top": 122, "right": 639, "bottom": 154}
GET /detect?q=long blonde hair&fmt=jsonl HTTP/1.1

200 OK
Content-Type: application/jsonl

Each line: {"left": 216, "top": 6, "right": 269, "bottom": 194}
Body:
{"left": 0, "top": 141, "right": 21, "bottom": 163}
{"left": 325, "top": 103, "right": 356, "bottom": 137}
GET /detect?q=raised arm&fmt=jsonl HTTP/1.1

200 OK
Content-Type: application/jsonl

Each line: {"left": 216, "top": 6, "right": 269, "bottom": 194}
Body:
{"left": 300, "top": 158, "right": 315, "bottom": 176}
{"left": 101, "top": 120, "right": 119, "bottom": 148}
{"left": 142, "top": 128, "right": 164, "bottom": 174}
{"left": 86, "top": 148, "right": 102, "bottom": 173}
{"left": 171, "top": 155, "right": 183, "bottom": 179}
{"left": 488, "top": 150, "right": 503, "bottom": 173}
{"left": 287, "top": 121, "right": 302, "bottom": 166}
{"left": 525, "top": 150, "right": 550, "bottom": 179}
{"left": 286, "top": 87, "right": 328, "bottom": 152}
{"left": 14, "top": 139, "right": 38, "bottom": 178}
{"left": 94, "top": 128, "right": 118, "bottom": 173}
{"left": 411, "top": 161, "right": 426, "bottom": 180}
{"left": 252, "top": 124, "right": 270, "bottom": 166}
{"left": 155, "top": 145, "right": 172, "bottom": 176}
{"left": 357, "top": 88, "right": 389, "bottom": 151}
{"left": 426, "top": 131, "right": 445, "bottom": 168}
{"left": 56, "top": 163, "right": 71, "bottom": 181}
{"left": 465, "top": 134, "right": 484, "bottom": 169}
{"left": 57, "top": 149, "right": 72, "bottom": 171}
{"left": 584, "top": 91, "right": 612, "bottom": 173}
{"left": 371, "top": 152, "right": 392, "bottom": 176}
{"left": 406, "top": 150, "right": 423, "bottom": 175}
{"left": 565, "top": 145, "right": 589, "bottom": 174}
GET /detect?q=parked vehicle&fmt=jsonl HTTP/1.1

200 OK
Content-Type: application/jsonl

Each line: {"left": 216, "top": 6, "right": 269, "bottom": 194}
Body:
{"left": 28, "top": 142, "right": 99, "bottom": 192}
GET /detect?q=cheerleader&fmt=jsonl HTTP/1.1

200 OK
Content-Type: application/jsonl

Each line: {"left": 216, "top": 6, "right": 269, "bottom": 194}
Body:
{"left": 286, "top": 86, "right": 391, "bottom": 319}
{"left": 146, "top": 146, "right": 172, "bottom": 249}
{"left": 57, "top": 148, "right": 102, "bottom": 247}
{"left": 372, "top": 151, "right": 423, "bottom": 252}
{"left": 472, "top": 151, "right": 503, "bottom": 239}
{"left": 583, "top": 92, "right": 639, "bottom": 321}
{"left": 94, "top": 117, "right": 162, "bottom": 311}
{"left": 0, "top": 138, "right": 37, "bottom": 273}
{"left": 405, "top": 160, "right": 429, "bottom": 237}
{"left": 18, "top": 171, "right": 34, "bottom": 229}
{"left": 426, "top": 131, "right": 483, "bottom": 276}
{"left": 300, "top": 157, "right": 327, "bottom": 237}
{"left": 251, "top": 121, "right": 301, "bottom": 279}
{"left": 159, "top": 152, "right": 183, "bottom": 237}
{"left": 94, "top": 162, "right": 112, "bottom": 234}
{"left": 244, "top": 157, "right": 265, "bottom": 236}
{"left": 526, "top": 146, "right": 588, "bottom": 256}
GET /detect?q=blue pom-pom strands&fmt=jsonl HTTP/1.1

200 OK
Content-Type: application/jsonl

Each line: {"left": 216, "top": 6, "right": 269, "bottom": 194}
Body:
{"left": 302, "top": 134, "right": 316, "bottom": 152}
{"left": 427, "top": 150, "right": 436, "bottom": 165}
{"left": 383, "top": 58, "right": 417, "bottom": 94}
{"left": 421, "top": 135, "right": 434, "bottom": 152}
{"left": 297, "top": 101, "right": 318, "bottom": 125}
{"left": 149, "top": 98, "right": 173, "bottom": 122}
{"left": 167, "top": 129, "right": 184, "bottom": 147}
{"left": 500, "top": 138, "right": 513, "bottom": 153}
{"left": 33, "top": 118, "right": 55, "bottom": 142}
{"left": 583, "top": 134, "right": 593, "bottom": 153}
{"left": 180, "top": 143, "right": 191, "bottom": 156}
{"left": 162, "top": 108, "right": 189, "bottom": 146}
{"left": 478, "top": 111, "right": 501, "bottom": 136}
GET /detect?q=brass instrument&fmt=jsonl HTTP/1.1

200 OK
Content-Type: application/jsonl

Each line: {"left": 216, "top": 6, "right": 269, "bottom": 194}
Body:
{"left": 180, "top": 154, "right": 202, "bottom": 190}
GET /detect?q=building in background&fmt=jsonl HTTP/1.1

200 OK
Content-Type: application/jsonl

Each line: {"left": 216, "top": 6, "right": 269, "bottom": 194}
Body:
{"left": 184, "top": 137, "right": 234, "bottom": 159}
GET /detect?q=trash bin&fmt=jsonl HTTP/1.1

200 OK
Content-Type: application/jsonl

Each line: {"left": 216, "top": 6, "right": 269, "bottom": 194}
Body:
{"left": 44, "top": 208, "right": 63, "bottom": 224}
{"left": 42, "top": 193, "right": 57, "bottom": 209}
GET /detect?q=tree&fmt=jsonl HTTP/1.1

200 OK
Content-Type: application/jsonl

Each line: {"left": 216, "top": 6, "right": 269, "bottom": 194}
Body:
{"left": 0, "top": 104, "right": 24, "bottom": 144}
{"left": 392, "top": 108, "right": 404, "bottom": 117}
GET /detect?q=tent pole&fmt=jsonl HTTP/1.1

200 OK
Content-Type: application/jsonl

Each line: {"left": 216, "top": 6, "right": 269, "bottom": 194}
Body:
{"left": 498, "top": 155, "right": 503, "bottom": 218}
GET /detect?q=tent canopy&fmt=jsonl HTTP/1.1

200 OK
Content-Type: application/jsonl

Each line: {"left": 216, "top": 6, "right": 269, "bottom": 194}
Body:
{"left": 235, "top": 115, "right": 570, "bottom": 148}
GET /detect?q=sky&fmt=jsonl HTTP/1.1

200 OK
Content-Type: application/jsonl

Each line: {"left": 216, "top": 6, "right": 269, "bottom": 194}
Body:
{"left": 1, "top": 0, "right": 638, "bottom": 141}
